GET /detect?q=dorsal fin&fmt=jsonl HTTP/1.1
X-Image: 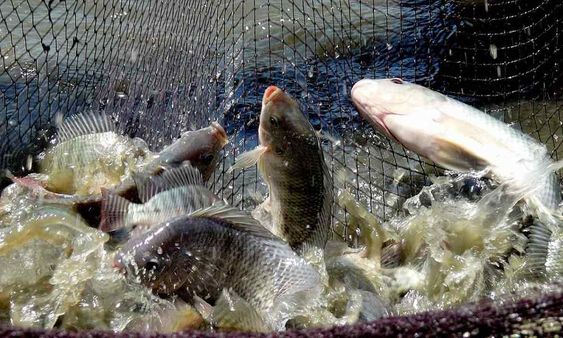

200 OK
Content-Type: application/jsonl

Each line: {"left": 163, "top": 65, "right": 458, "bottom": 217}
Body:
{"left": 135, "top": 164, "right": 204, "bottom": 203}
{"left": 190, "top": 203, "right": 278, "bottom": 240}
{"left": 57, "top": 112, "right": 117, "bottom": 142}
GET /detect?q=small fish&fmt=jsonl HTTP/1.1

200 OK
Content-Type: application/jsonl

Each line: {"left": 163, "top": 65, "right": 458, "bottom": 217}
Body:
{"left": 114, "top": 203, "right": 321, "bottom": 332}
{"left": 100, "top": 164, "right": 221, "bottom": 234}
{"left": 230, "top": 86, "right": 333, "bottom": 254}
{"left": 11, "top": 121, "right": 228, "bottom": 224}
{"left": 153, "top": 122, "right": 228, "bottom": 182}
{"left": 39, "top": 112, "right": 150, "bottom": 196}
{"left": 351, "top": 78, "right": 562, "bottom": 275}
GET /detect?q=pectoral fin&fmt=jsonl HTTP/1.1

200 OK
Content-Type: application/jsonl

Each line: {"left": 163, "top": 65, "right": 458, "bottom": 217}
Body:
{"left": 433, "top": 138, "right": 488, "bottom": 172}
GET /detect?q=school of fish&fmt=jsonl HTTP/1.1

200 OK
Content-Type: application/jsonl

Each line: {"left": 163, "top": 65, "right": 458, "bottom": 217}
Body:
{"left": 0, "top": 80, "right": 561, "bottom": 333}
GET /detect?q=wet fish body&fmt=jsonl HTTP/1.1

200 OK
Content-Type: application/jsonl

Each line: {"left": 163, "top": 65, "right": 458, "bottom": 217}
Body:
{"left": 351, "top": 78, "right": 562, "bottom": 276}
{"left": 231, "top": 86, "right": 333, "bottom": 254}
{"left": 10, "top": 120, "right": 228, "bottom": 224}
{"left": 115, "top": 204, "right": 321, "bottom": 331}
{"left": 100, "top": 165, "right": 220, "bottom": 234}
{"left": 153, "top": 122, "right": 228, "bottom": 182}
{"left": 351, "top": 78, "right": 561, "bottom": 211}
{"left": 39, "top": 113, "right": 150, "bottom": 196}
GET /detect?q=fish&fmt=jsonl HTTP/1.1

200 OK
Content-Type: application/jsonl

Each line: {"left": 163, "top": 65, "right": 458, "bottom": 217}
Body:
{"left": 114, "top": 202, "right": 321, "bottom": 332}
{"left": 153, "top": 121, "right": 228, "bottom": 182}
{"left": 99, "top": 164, "right": 222, "bottom": 234}
{"left": 9, "top": 120, "right": 228, "bottom": 226}
{"left": 39, "top": 112, "right": 151, "bottom": 196}
{"left": 229, "top": 86, "right": 333, "bottom": 254}
{"left": 351, "top": 78, "right": 562, "bottom": 275}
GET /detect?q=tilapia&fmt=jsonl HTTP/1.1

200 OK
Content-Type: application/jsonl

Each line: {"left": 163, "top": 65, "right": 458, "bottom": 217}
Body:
{"left": 152, "top": 121, "right": 228, "bottom": 182}
{"left": 351, "top": 78, "right": 562, "bottom": 275}
{"left": 230, "top": 86, "right": 333, "bottom": 254}
{"left": 100, "top": 164, "right": 222, "bottom": 234}
{"left": 114, "top": 203, "right": 321, "bottom": 332}
{"left": 39, "top": 112, "right": 150, "bottom": 196}
{"left": 9, "top": 120, "right": 228, "bottom": 224}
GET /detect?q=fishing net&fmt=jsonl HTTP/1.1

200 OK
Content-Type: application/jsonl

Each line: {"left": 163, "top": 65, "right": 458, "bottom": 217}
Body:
{"left": 1, "top": 0, "right": 562, "bottom": 336}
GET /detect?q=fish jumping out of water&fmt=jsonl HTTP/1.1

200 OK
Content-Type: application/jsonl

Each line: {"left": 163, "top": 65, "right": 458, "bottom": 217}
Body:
{"left": 229, "top": 86, "right": 333, "bottom": 255}
{"left": 351, "top": 78, "right": 562, "bottom": 276}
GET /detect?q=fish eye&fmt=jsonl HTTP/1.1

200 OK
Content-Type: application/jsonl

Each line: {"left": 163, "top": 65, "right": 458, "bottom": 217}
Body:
{"left": 270, "top": 116, "right": 279, "bottom": 127}
{"left": 199, "top": 153, "right": 214, "bottom": 165}
{"left": 144, "top": 260, "right": 160, "bottom": 273}
{"left": 390, "top": 78, "right": 404, "bottom": 85}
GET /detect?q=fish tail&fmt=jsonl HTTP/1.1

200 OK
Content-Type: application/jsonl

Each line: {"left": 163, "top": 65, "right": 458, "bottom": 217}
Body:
{"left": 100, "top": 188, "right": 130, "bottom": 232}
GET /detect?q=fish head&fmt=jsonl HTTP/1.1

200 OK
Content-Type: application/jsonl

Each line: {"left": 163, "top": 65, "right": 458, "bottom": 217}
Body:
{"left": 258, "top": 86, "right": 317, "bottom": 157}
{"left": 351, "top": 78, "right": 449, "bottom": 156}
{"left": 159, "top": 122, "right": 228, "bottom": 181}
{"left": 115, "top": 225, "right": 186, "bottom": 295}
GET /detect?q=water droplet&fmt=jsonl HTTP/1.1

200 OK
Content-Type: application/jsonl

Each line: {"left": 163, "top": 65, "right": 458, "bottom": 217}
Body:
{"left": 497, "top": 66, "right": 502, "bottom": 77}
{"left": 484, "top": 0, "right": 489, "bottom": 12}
{"left": 8, "top": 119, "right": 16, "bottom": 126}
{"left": 489, "top": 44, "right": 497, "bottom": 60}
{"left": 157, "top": 247, "right": 163, "bottom": 255}
{"left": 386, "top": 43, "right": 393, "bottom": 50}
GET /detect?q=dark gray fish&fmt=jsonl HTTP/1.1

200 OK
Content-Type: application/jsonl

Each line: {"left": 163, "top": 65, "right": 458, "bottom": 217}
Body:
{"left": 114, "top": 203, "right": 321, "bottom": 331}
{"left": 230, "top": 86, "right": 333, "bottom": 254}
{"left": 154, "top": 122, "right": 228, "bottom": 182}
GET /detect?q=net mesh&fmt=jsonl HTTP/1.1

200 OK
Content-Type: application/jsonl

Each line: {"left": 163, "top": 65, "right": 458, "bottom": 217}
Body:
{"left": 0, "top": 0, "right": 562, "bottom": 332}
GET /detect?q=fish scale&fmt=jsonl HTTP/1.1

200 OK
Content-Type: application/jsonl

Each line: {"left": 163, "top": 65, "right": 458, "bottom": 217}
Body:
{"left": 116, "top": 212, "right": 320, "bottom": 331}
{"left": 233, "top": 86, "right": 334, "bottom": 255}
{"left": 264, "top": 137, "right": 331, "bottom": 249}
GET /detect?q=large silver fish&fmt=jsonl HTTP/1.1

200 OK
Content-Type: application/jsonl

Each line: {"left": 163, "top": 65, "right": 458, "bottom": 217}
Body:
{"left": 230, "top": 86, "right": 333, "bottom": 254}
{"left": 114, "top": 203, "right": 321, "bottom": 332}
{"left": 351, "top": 78, "right": 562, "bottom": 275}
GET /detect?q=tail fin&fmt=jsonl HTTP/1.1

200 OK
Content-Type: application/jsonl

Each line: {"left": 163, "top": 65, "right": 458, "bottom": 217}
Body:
{"left": 100, "top": 188, "right": 131, "bottom": 232}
